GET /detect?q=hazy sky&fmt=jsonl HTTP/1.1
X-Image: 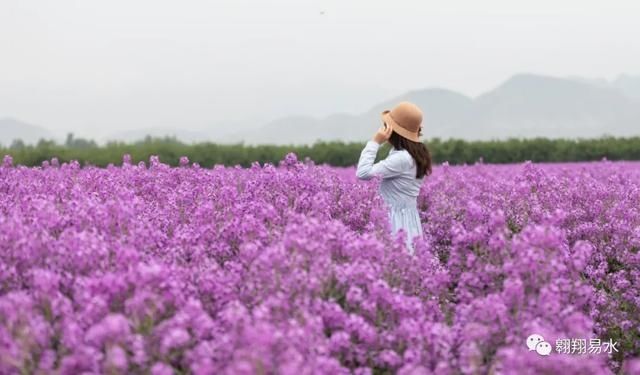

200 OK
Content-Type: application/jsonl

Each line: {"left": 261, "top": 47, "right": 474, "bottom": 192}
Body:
{"left": 1, "top": 0, "right": 639, "bottom": 139}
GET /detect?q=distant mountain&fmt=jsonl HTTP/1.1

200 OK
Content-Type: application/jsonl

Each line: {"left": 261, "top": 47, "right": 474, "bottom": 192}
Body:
{"left": 613, "top": 74, "right": 640, "bottom": 101}
{"left": 569, "top": 74, "right": 640, "bottom": 101}
{"left": 363, "top": 88, "right": 475, "bottom": 140}
{"left": 0, "top": 117, "right": 55, "bottom": 146}
{"left": 3, "top": 73, "right": 640, "bottom": 146}
{"left": 473, "top": 74, "right": 640, "bottom": 139}
{"left": 236, "top": 89, "right": 475, "bottom": 145}
{"left": 105, "top": 127, "right": 213, "bottom": 144}
{"left": 236, "top": 73, "right": 640, "bottom": 145}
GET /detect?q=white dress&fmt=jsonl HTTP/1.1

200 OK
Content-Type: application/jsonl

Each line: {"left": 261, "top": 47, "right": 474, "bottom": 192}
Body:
{"left": 355, "top": 140, "right": 425, "bottom": 254}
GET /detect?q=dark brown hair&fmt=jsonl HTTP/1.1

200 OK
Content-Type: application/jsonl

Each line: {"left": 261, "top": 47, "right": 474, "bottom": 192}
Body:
{"left": 387, "top": 129, "right": 432, "bottom": 179}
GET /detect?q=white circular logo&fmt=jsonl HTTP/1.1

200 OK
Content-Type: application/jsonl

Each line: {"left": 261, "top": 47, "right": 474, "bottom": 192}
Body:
{"left": 526, "top": 334, "right": 545, "bottom": 351}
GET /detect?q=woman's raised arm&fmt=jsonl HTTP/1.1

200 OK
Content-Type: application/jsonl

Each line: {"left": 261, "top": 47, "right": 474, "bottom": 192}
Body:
{"left": 356, "top": 141, "right": 408, "bottom": 180}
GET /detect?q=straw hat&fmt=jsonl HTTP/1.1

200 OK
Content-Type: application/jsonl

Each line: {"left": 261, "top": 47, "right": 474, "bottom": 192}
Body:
{"left": 381, "top": 102, "right": 423, "bottom": 142}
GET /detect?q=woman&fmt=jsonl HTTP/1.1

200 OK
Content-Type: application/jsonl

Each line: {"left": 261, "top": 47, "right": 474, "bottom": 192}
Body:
{"left": 356, "top": 101, "right": 432, "bottom": 254}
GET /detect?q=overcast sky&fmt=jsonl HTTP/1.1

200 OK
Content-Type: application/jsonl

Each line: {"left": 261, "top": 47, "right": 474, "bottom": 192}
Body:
{"left": 1, "top": 0, "right": 639, "bottom": 139}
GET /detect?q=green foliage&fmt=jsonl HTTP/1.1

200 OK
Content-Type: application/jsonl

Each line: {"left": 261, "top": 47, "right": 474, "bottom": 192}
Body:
{"left": 2, "top": 135, "right": 640, "bottom": 167}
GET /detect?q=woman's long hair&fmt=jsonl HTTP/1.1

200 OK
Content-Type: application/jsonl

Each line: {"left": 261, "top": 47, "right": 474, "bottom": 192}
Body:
{"left": 388, "top": 128, "right": 432, "bottom": 179}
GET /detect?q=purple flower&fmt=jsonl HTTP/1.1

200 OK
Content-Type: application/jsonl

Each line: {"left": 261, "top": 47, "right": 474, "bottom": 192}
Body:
{"left": 2, "top": 155, "right": 12, "bottom": 168}
{"left": 0, "top": 154, "right": 638, "bottom": 373}
{"left": 160, "top": 328, "right": 191, "bottom": 354}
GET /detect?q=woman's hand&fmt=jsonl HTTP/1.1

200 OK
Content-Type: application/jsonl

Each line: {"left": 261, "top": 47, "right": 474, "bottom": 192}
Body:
{"left": 373, "top": 124, "right": 392, "bottom": 144}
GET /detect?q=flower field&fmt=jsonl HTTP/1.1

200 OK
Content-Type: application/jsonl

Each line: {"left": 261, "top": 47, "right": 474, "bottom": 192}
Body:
{"left": 1, "top": 153, "right": 639, "bottom": 374}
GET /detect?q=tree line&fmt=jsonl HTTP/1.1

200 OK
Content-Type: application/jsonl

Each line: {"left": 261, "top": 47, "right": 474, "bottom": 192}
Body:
{"left": 3, "top": 134, "right": 640, "bottom": 168}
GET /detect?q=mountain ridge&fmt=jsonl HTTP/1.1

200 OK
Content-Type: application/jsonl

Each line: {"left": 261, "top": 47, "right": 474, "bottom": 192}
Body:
{"left": 2, "top": 73, "right": 639, "bottom": 146}
{"left": 0, "top": 117, "right": 55, "bottom": 146}
{"left": 236, "top": 73, "right": 640, "bottom": 144}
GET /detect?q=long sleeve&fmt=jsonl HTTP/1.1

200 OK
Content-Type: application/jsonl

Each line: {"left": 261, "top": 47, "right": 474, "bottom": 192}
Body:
{"left": 356, "top": 141, "right": 409, "bottom": 180}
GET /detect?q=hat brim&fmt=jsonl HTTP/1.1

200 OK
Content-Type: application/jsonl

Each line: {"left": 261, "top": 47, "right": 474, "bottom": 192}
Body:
{"left": 381, "top": 110, "right": 421, "bottom": 142}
